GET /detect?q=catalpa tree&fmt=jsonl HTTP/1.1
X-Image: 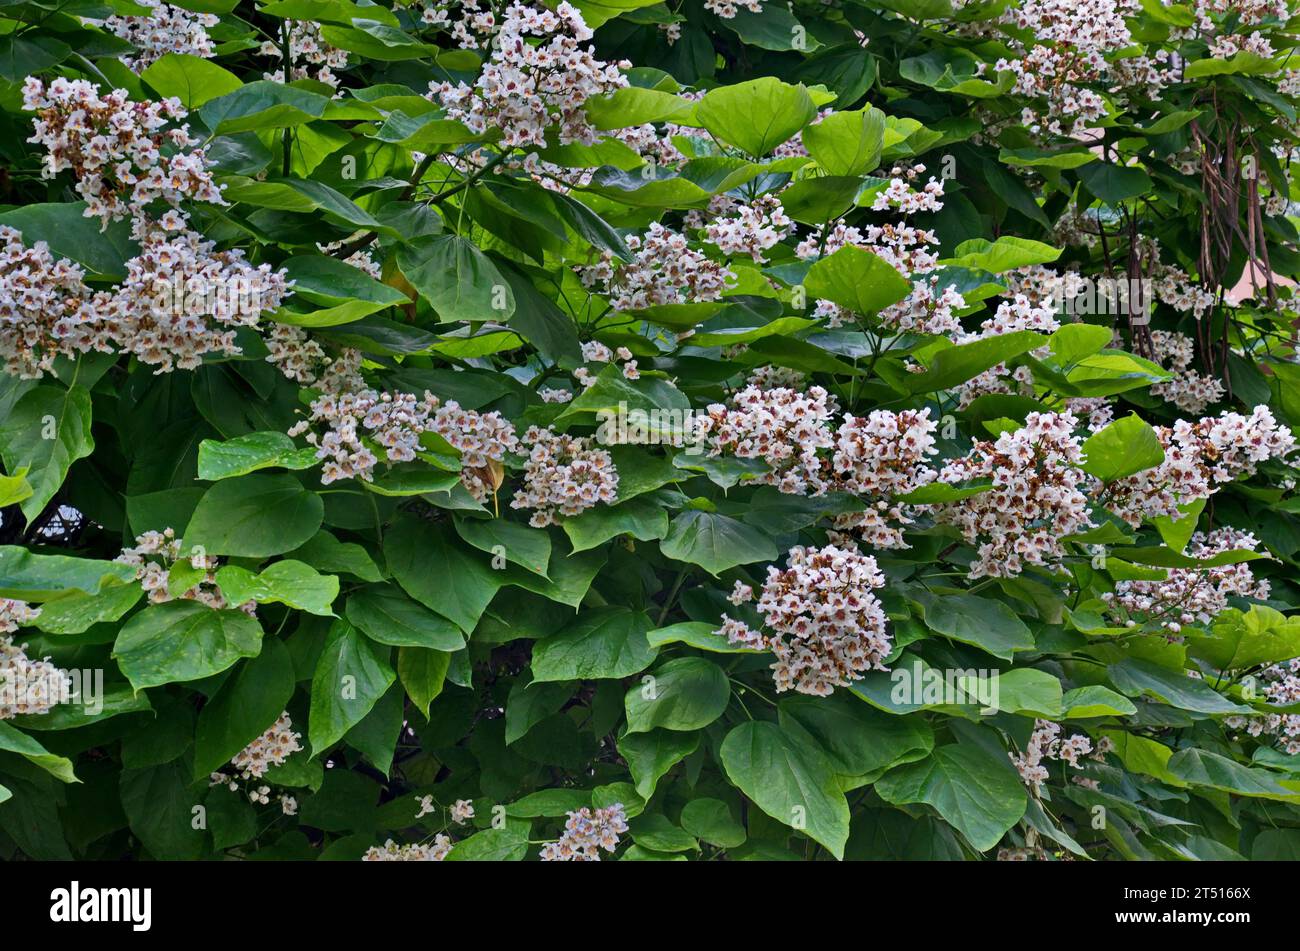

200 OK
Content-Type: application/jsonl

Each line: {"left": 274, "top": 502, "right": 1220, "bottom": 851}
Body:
{"left": 1, "top": 0, "right": 1300, "bottom": 863}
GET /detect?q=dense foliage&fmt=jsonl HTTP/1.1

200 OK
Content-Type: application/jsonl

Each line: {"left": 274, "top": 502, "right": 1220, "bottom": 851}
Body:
{"left": 4, "top": 0, "right": 1300, "bottom": 862}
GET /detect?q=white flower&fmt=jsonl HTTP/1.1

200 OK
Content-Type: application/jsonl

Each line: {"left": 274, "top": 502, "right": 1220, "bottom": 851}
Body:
{"left": 539, "top": 804, "right": 628, "bottom": 860}
{"left": 229, "top": 713, "right": 303, "bottom": 781}
{"left": 719, "top": 545, "right": 892, "bottom": 696}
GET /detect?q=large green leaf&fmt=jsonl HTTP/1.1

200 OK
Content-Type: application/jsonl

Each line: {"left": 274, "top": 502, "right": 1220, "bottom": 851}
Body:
{"left": 0, "top": 203, "right": 137, "bottom": 278}
{"left": 112, "top": 601, "right": 264, "bottom": 692}
{"left": 0, "top": 385, "right": 94, "bottom": 522}
{"left": 0, "top": 548, "right": 136, "bottom": 602}
{"left": 875, "top": 743, "right": 1027, "bottom": 852}
{"left": 197, "top": 432, "right": 319, "bottom": 480}
{"left": 1081, "top": 414, "right": 1165, "bottom": 481}
{"left": 345, "top": 584, "right": 466, "bottom": 650}
{"left": 215, "top": 561, "right": 339, "bottom": 616}
{"left": 454, "top": 517, "right": 552, "bottom": 576}
{"left": 140, "top": 53, "right": 242, "bottom": 107}
{"left": 720, "top": 720, "right": 850, "bottom": 859}
{"left": 383, "top": 518, "right": 502, "bottom": 633}
{"left": 396, "top": 235, "right": 515, "bottom": 322}
{"left": 397, "top": 646, "right": 451, "bottom": 718}
{"left": 1107, "top": 658, "right": 1249, "bottom": 714}
{"left": 308, "top": 619, "right": 396, "bottom": 754}
{"left": 803, "top": 245, "right": 912, "bottom": 316}
{"left": 199, "top": 81, "right": 330, "bottom": 134}
{"left": 778, "top": 693, "right": 933, "bottom": 778}
{"left": 0, "top": 721, "right": 77, "bottom": 783}
{"left": 802, "top": 107, "right": 885, "bottom": 176}
{"left": 912, "top": 591, "right": 1034, "bottom": 660}
{"left": 618, "top": 729, "right": 701, "bottom": 799}
{"left": 624, "top": 657, "right": 730, "bottom": 733}
{"left": 659, "top": 510, "right": 778, "bottom": 576}
{"left": 1078, "top": 162, "right": 1154, "bottom": 203}
{"left": 562, "top": 496, "right": 670, "bottom": 552}
{"left": 695, "top": 78, "right": 817, "bottom": 157}
{"left": 1188, "top": 606, "right": 1300, "bottom": 672}
{"left": 941, "top": 237, "right": 1062, "bottom": 273}
{"left": 184, "top": 474, "right": 324, "bottom": 558}
{"left": 904, "top": 332, "right": 1045, "bottom": 394}
{"left": 120, "top": 762, "right": 207, "bottom": 860}
{"left": 530, "top": 607, "right": 657, "bottom": 682}
{"left": 1167, "top": 748, "right": 1300, "bottom": 800}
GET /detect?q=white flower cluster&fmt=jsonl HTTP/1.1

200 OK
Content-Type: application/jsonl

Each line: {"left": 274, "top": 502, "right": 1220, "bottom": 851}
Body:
{"left": 115, "top": 527, "right": 253, "bottom": 612}
{"left": 1207, "top": 31, "right": 1275, "bottom": 58}
{"left": 719, "top": 544, "right": 891, "bottom": 696}
{"left": 539, "top": 803, "right": 629, "bottom": 860}
{"left": 953, "top": 294, "right": 1061, "bottom": 408}
{"left": 935, "top": 412, "right": 1092, "bottom": 578}
{"left": 703, "top": 0, "right": 763, "bottom": 17}
{"left": 829, "top": 409, "right": 940, "bottom": 549}
{"left": 878, "top": 277, "right": 967, "bottom": 337}
{"left": 745, "top": 365, "right": 807, "bottom": 390}
{"left": 800, "top": 219, "right": 942, "bottom": 277}
{"left": 968, "top": 294, "right": 1062, "bottom": 340}
{"left": 797, "top": 211, "right": 945, "bottom": 328}
{"left": 2, "top": 219, "right": 290, "bottom": 379}
{"left": 1104, "top": 527, "right": 1271, "bottom": 633}
{"left": 1152, "top": 268, "right": 1216, "bottom": 319}
{"left": 104, "top": 0, "right": 219, "bottom": 71}
{"left": 696, "top": 384, "right": 839, "bottom": 495}
{"left": 295, "top": 383, "right": 443, "bottom": 483}
{"left": 870, "top": 164, "right": 946, "bottom": 215}
{"left": 291, "top": 367, "right": 621, "bottom": 520}
{"left": 265, "top": 324, "right": 329, "bottom": 384}
{"left": 258, "top": 20, "right": 349, "bottom": 88}
{"left": 1194, "top": 0, "right": 1287, "bottom": 60}
{"left": 1147, "top": 329, "right": 1225, "bottom": 414}
{"left": 416, "top": 794, "right": 475, "bottom": 822}
{"left": 578, "top": 222, "right": 734, "bottom": 311}
{"left": 997, "top": 846, "right": 1051, "bottom": 861}
{"left": 1010, "top": 719, "right": 1093, "bottom": 793}
{"left": 833, "top": 408, "right": 940, "bottom": 496}
{"left": 229, "top": 712, "right": 304, "bottom": 781}
{"left": 991, "top": 0, "right": 1139, "bottom": 137}
{"left": 0, "top": 226, "right": 102, "bottom": 379}
{"left": 1194, "top": 0, "right": 1289, "bottom": 29}
{"left": 510, "top": 426, "right": 619, "bottom": 526}
{"left": 1066, "top": 396, "right": 1115, "bottom": 432}
{"left": 101, "top": 224, "right": 293, "bottom": 373}
{"left": 728, "top": 580, "right": 754, "bottom": 605}
{"left": 1050, "top": 210, "right": 1101, "bottom": 249}
{"left": 430, "top": 400, "right": 522, "bottom": 502}
{"left": 1103, "top": 406, "right": 1295, "bottom": 526}
{"left": 429, "top": 2, "right": 630, "bottom": 148}
{"left": 363, "top": 836, "right": 453, "bottom": 861}
{"left": 1136, "top": 237, "right": 1216, "bottom": 319}
{"left": 0, "top": 599, "right": 69, "bottom": 720}
{"left": 701, "top": 194, "right": 792, "bottom": 262}
{"left": 421, "top": 0, "right": 497, "bottom": 48}
{"left": 574, "top": 340, "right": 639, "bottom": 387}
{"left": 1226, "top": 657, "right": 1300, "bottom": 754}
{"left": 23, "top": 77, "right": 224, "bottom": 226}
{"left": 830, "top": 501, "right": 920, "bottom": 551}
{"left": 291, "top": 357, "right": 520, "bottom": 497}
{"left": 19, "top": 79, "right": 290, "bottom": 374}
